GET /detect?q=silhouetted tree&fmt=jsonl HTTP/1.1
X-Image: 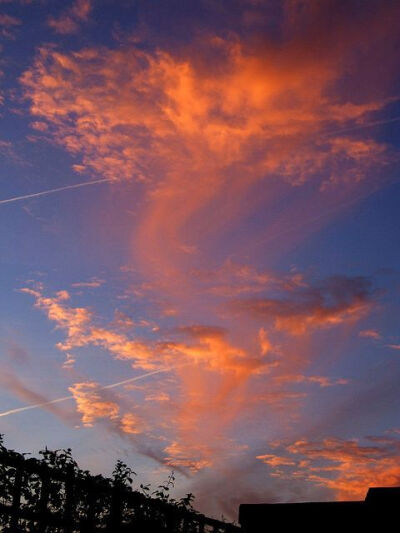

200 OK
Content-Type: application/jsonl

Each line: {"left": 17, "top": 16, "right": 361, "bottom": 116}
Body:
{"left": 0, "top": 434, "right": 239, "bottom": 532}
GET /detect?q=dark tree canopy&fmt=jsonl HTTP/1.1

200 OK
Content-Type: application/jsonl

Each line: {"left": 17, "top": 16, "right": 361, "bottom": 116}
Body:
{"left": 0, "top": 435, "right": 239, "bottom": 533}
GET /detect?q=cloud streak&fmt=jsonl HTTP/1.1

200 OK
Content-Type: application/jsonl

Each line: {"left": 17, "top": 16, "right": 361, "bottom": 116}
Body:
{"left": 47, "top": 0, "right": 92, "bottom": 34}
{"left": 231, "top": 275, "right": 376, "bottom": 335}
{"left": 257, "top": 433, "right": 400, "bottom": 500}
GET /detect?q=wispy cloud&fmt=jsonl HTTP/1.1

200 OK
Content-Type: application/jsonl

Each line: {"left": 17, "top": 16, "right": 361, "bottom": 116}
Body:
{"left": 71, "top": 277, "right": 105, "bottom": 288}
{"left": 19, "top": 282, "right": 355, "bottom": 475}
{"left": 0, "top": 12, "right": 21, "bottom": 38}
{"left": 359, "top": 329, "right": 381, "bottom": 340}
{"left": 47, "top": 0, "right": 92, "bottom": 34}
{"left": 386, "top": 344, "right": 400, "bottom": 351}
{"left": 0, "top": 13, "right": 20, "bottom": 26}
{"left": 257, "top": 433, "right": 400, "bottom": 500}
{"left": 231, "top": 275, "right": 376, "bottom": 335}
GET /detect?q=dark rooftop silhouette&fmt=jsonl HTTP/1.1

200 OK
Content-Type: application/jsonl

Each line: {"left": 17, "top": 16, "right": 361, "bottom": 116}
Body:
{"left": 239, "top": 487, "right": 400, "bottom": 532}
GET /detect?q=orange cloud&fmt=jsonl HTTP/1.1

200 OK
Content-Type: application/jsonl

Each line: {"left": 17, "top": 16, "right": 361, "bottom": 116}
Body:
{"left": 120, "top": 412, "right": 146, "bottom": 435}
{"left": 255, "top": 454, "right": 296, "bottom": 467}
{"left": 164, "top": 441, "right": 213, "bottom": 473}
{"left": 145, "top": 392, "right": 170, "bottom": 402}
{"left": 386, "top": 344, "right": 400, "bottom": 351}
{"left": 19, "top": 1, "right": 393, "bottom": 472}
{"left": 258, "top": 328, "right": 272, "bottom": 356}
{"left": 359, "top": 329, "right": 381, "bottom": 340}
{"left": 162, "top": 325, "right": 266, "bottom": 376}
{"left": 30, "top": 121, "right": 48, "bottom": 132}
{"left": 20, "top": 286, "right": 265, "bottom": 470}
{"left": 0, "top": 11, "right": 21, "bottom": 39}
{"left": 257, "top": 434, "right": 400, "bottom": 500}
{"left": 47, "top": 0, "right": 92, "bottom": 34}
{"left": 20, "top": 284, "right": 272, "bottom": 379}
{"left": 231, "top": 275, "right": 375, "bottom": 334}
{"left": 12, "top": 2, "right": 400, "bottom": 516}
{"left": 0, "top": 13, "right": 20, "bottom": 26}
{"left": 19, "top": 287, "right": 92, "bottom": 351}
{"left": 69, "top": 381, "right": 120, "bottom": 426}
{"left": 68, "top": 381, "right": 147, "bottom": 437}
{"left": 274, "top": 374, "right": 349, "bottom": 388}
{"left": 70, "top": 0, "right": 91, "bottom": 20}
{"left": 190, "top": 260, "right": 306, "bottom": 299}
{"left": 20, "top": 285, "right": 159, "bottom": 369}
{"left": 20, "top": 283, "right": 357, "bottom": 473}
{"left": 20, "top": 15, "right": 397, "bottom": 288}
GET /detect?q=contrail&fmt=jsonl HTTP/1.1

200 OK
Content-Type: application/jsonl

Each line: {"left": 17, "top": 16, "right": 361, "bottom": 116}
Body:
{"left": 258, "top": 184, "right": 384, "bottom": 247}
{"left": 1, "top": 116, "right": 397, "bottom": 207}
{"left": 0, "top": 178, "right": 113, "bottom": 206}
{"left": 320, "top": 115, "right": 400, "bottom": 138}
{"left": 0, "top": 367, "right": 171, "bottom": 418}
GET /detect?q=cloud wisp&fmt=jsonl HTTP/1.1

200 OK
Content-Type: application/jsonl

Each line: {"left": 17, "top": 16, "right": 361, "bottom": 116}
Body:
{"left": 47, "top": 0, "right": 92, "bottom": 35}
{"left": 231, "top": 275, "right": 376, "bottom": 335}
{"left": 257, "top": 433, "right": 400, "bottom": 500}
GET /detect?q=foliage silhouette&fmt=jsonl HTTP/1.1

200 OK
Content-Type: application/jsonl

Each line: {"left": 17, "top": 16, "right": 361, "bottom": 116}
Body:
{"left": 0, "top": 434, "right": 239, "bottom": 532}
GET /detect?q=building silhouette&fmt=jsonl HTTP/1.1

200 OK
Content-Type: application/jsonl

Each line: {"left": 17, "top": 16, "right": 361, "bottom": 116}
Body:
{"left": 239, "top": 487, "right": 400, "bottom": 532}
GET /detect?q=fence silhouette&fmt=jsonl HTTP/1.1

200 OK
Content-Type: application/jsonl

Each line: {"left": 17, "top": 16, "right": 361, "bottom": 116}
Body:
{"left": 0, "top": 448, "right": 240, "bottom": 532}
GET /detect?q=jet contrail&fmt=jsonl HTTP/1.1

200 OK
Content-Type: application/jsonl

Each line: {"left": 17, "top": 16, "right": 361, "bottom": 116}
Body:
{"left": 320, "top": 114, "right": 400, "bottom": 138}
{"left": 1, "top": 116, "right": 397, "bottom": 207}
{"left": 0, "top": 367, "right": 171, "bottom": 418}
{"left": 0, "top": 178, "right": 113, "bottom": 206}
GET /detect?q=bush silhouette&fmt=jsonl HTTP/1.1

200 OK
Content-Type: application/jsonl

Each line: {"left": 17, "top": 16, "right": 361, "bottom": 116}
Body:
{"left": 0, "top": 434, "right": 238, "bottom": 532}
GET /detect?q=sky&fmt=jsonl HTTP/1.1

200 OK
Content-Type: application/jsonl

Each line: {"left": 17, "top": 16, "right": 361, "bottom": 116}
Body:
{"left": 0, "top": 0, "right": 399, "bottom": 521}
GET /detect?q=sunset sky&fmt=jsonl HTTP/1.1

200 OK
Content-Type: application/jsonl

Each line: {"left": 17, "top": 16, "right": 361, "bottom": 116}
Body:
{"left": 0, "top": 0, "right": 399, "bottom": 520}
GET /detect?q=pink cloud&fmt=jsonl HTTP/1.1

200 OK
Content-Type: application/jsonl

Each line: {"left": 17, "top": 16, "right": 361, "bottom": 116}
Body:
{"left": 231, "top": 275, "right": 375, "bottom": 335}
{"left": 0, "top": 13, "right": 20, "bottom": 26}
{"left": 69, "top": 381, "right": 120, "bottom": 427}
{"left": 257, "top": 433, "right": 400, "bottom": 501}
{"left": 386, "top": 344, "right": 400, "bottom": 351}
{"left": 20, "top": 23, "right": 395, "bottom": 285}
{"left": 359, "top": 329, "right": 381, "bottom": 339}
{"left": 19, "top": 281, "right": 361, "bottom": 476}
{"left": 47, "top": 0, "right": 92, "bottom": 34}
